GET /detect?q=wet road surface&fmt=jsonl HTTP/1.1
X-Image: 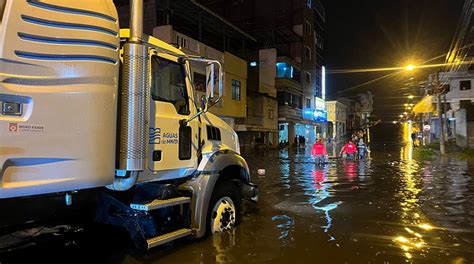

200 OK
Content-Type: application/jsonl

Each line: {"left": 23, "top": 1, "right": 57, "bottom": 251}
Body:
{"left": 1, "top": 143, "right": 474, "bottom": 263}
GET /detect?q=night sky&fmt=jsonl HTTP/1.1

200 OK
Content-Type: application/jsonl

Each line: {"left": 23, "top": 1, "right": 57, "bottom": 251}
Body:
{"left": 324, "top": 0, "right": 465, "bottom": 122}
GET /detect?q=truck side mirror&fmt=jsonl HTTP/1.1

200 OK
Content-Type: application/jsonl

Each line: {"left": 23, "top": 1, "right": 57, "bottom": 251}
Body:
{"left": 205, "top": 61, "right": 223, "bottom": 110}
{"left": 181, "top": 57, "right": 223, "bottom": 125}
{"left": 205, "top": 62, "right": 215, "bottom": 102}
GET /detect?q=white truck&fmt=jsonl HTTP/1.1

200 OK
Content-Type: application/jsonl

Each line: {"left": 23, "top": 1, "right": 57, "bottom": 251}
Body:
{"left": 0, "top": 0, "right": 257, "bottom": 249}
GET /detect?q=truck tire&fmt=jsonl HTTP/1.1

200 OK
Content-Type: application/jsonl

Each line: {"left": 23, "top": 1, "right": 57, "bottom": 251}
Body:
{"left": 207, "top": 180, "right": 241, "bottom": 234}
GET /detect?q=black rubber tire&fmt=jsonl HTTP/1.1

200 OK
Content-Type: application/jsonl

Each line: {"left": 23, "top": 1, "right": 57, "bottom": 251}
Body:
{"left": 206, "top": 179, "right": 242, "bottom": 235}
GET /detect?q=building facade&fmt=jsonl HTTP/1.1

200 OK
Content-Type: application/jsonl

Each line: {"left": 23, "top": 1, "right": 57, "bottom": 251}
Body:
{"left": 235, "top": 49, "right": 279, "bottom": 150}
{"left": 116, "top": 0, "right": 284, "bottom": 150}
{"left": 442, "top": 63, "right": 474, "bottom": 148}
{"left": 325, "top": 101, "right": 347, "bottom": 141}
{"left": 153, "top": 25, "right": 247, "bottom": 130}
{"left": 198, "top": 0, "right": 327, "bottom": 147}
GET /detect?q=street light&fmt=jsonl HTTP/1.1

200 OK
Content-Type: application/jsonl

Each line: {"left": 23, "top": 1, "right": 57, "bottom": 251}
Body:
{"left": 406, "top": 65, "right": 415, "bottom": 71}
{"left": 408, "top": 95, "right": 414, "bottom": 99}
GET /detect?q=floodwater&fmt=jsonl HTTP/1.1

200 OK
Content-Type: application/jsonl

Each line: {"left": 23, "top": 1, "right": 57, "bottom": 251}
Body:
{"left": 1, "top": 143, "right": 474, "bottom": 263}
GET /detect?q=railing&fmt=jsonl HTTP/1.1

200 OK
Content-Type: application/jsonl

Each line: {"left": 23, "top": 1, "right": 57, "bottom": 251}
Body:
{"left": 278, "top": 106, "right": 303, "bottom": 121}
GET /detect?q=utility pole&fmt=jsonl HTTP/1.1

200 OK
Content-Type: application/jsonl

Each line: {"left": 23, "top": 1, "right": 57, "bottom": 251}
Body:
{"left": 434, "top": 72, "right": 446, "bottom": 154}
{"left": 443, "top": 93, "right": 449, "bottom": 141}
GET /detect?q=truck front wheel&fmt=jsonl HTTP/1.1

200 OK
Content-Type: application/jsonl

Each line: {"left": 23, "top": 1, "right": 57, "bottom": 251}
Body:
{"left": 208, "top": 180, "right": 241, "bottom": 234}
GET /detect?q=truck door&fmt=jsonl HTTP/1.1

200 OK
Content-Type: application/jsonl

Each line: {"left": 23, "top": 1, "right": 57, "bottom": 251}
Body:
{"left": 147, "top": 54, "right": 198, "bottom": 177}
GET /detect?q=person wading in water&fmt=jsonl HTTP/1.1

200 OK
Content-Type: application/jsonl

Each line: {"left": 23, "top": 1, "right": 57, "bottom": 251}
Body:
{"left": 312, "top": 139, "right": 328, "bottom": 166}
{"left": 340, "top": 140, "right": 357, "bottom": 160}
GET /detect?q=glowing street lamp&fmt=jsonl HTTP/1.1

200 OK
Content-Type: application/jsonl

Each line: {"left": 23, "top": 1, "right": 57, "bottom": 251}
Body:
{"left": 406, "top": 65, "right": 415, "bottom": 71}
{"left": 408, "top": 95, "right": 414, "bottom": 99}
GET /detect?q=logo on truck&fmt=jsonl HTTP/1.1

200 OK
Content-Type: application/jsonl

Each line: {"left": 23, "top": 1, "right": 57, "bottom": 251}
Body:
{"left": 8, "top": 123, "right": 45, "bottom": 133}
{"left": 9, "top": 123, "right": 18, "bottom": 132}
{"left": 149, "top": 127, "right": 178, "bottom": 145}
{"left": 149, "top": 127, "right": 161, "bottom": 144}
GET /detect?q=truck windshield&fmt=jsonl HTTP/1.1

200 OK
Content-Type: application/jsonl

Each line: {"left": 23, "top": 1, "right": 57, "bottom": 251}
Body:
{"left": 151, "top": 56, "right": 190, "bottom": 115}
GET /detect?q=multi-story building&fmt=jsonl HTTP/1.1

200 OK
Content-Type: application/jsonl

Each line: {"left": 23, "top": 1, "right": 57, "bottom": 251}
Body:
{"left": 338, "top": 97, "right": 362, "bottom": 132}
{"left": 154, "top": 25, "right": 248, "bottom": 129}
{"left": 235, "top": 49, "right": 279, "bottom": 150}
{"left": 198, "top": 0, "right": 327, "bottom": 146}
{"left": 437, "top": 61, "right": 474, "bottom": 148}
{"left": 358, "top": 91, "right": 374, "bottom": 129}
{"left": 325, "top": 101, "right": 347, "bottom": 141}
{"left": 116, "top": 0, "right": 283, "bottom": 149}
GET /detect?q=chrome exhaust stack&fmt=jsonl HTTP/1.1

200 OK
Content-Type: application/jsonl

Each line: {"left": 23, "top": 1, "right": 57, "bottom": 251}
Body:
{"left": 118, "top": 0, "right": 149, "bottom": 171}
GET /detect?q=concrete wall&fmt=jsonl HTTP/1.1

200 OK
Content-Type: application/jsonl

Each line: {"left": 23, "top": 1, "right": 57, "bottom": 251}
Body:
{"left": 445, "top": 72, "right": 474, "bottom": 103}
{"left": 455, "top": 109, "right": 468, "bottom": 148}
{"left": 259, "top": 49, "right": 277, "bottom": 97}
{"left": 468, "top": 122, "right": 474, "bottom": 149}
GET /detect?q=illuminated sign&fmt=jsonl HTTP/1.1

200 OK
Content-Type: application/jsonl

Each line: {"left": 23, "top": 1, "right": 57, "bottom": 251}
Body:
{"left": 314, "top": 109, "right": 328, "bottom": 123}
{"left": 315, "top": 97, "right": 325, "bottom": 110}
{"left": 322, "top": 66, "right": 326, "bottom": 100}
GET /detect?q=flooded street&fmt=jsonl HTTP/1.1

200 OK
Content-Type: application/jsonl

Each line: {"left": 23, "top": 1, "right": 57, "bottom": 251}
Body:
{"left": 2, "top": 143, "right": 474, "bottom": 263}
{"left": 149, "top": 144, "right": 474, "bottom": 263}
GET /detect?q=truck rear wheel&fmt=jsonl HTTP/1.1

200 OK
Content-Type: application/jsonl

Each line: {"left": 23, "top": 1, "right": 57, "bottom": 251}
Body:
{"left": 208, "top": 180, "right": 241, "bottom": 234}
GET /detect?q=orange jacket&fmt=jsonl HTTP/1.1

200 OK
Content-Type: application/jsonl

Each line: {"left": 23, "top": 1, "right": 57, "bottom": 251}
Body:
{"left": 341, "top": 142, "right": 357, "bottom": 155}
{"left": 312, "top": 142, "right": 327, "bottom": 156}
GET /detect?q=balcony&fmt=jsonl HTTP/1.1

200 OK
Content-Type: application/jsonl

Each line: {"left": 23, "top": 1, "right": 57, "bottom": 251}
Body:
{"left": 278, "top": 105, "right": 302, "bottom": 122}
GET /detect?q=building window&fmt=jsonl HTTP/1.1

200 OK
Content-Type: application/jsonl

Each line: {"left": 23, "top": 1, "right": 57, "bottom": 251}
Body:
{"left": 268, "top": 108, "right": 274, "bottom": 119}
{"left": 232, "top": 79, "right": 241, "bottom": 100}
{"left": 176, "top": 35, "right": 187, "bottom": 49}
{"left": 305, "top": 72, "right": 311, "bottom": 84}
{"left": 460, "top": 80, "right": 471, "bottom": 91}
{"left": 193, "top": 72, "right": 206, "bottom": 92}
{"left": 305, "top": 46, "right": 312, "bottom": 60}
{"left": 276, "top": 62, "right": 294, "bottom": 79}
{"left": 306, "top": 98, "right": 311, "bottom": 108}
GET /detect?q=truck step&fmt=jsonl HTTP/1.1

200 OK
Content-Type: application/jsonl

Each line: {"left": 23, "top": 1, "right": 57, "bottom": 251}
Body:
{"left": 130, "top": 197, "right": 190, "bottom": 211}
{"left": 147, "top": 228, "right": 192, "bottom": 249}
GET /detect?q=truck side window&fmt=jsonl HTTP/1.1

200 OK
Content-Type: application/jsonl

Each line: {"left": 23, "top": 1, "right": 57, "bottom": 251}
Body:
{"left": 151, "top": 56, "right": 190, "bottom": 115}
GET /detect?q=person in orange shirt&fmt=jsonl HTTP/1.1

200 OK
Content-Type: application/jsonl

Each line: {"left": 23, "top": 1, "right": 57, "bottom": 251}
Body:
{"left": 340, "top": 140, "right": 357, "bottom": 160}
{"left": 312, "top": 139, "right": 328, "bottom": 165}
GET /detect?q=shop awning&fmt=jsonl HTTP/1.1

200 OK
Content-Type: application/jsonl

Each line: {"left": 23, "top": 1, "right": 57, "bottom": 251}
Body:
{"left": 413, "top": 95, "right": 435, "bottom": 114}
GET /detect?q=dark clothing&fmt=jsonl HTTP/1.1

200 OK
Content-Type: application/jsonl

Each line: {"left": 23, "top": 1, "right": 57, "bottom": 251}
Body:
{"left": 357, "top": 142, "right": 368, "bottom": 159}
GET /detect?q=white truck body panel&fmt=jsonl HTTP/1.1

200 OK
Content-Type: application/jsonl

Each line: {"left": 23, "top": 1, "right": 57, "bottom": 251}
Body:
{"left": 0, "top": 0, "right": 119, "bottom": 198}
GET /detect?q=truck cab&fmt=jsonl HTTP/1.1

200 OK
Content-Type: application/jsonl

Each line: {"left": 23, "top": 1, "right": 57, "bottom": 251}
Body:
{"left": 0, "top": 0, "right": 257, "bottom": 249}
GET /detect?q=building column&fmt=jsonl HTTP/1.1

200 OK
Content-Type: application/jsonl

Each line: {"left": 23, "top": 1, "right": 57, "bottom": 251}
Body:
{"left": 271, "top": 132, "right": 279, "bottom": 149}
{"left": 288, "top": 122, "right": 296, "bottom": 148}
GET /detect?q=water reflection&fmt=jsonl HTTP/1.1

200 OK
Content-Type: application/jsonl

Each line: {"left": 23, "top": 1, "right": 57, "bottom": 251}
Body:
{"left": 3, "top": 146, "right": 474, "bottom": 263}
{"left": 272, "top": 215, "right": 294, "bottom": 242}
{"left": 395, "top": 144, "right": 432, "bottom": 260}
{"left": 212, "top": 230, "right": 236, "bottom": 263}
